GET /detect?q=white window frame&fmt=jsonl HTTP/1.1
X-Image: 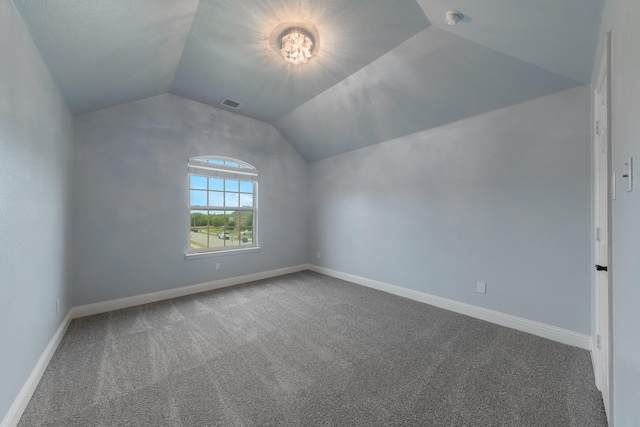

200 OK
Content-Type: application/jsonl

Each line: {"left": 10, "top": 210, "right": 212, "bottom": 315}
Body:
{"left": 186, "top": 156, "right": 258, "bottom": 257}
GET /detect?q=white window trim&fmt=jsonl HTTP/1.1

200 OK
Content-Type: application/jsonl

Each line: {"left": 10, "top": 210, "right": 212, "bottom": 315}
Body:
{"left": 188, "top": 160, "right": 259, "bottom": 180}
{"left": 185, "top": 246, "right": 261, "bottom": 260}
{"left": 187, "top": 156, "right": 258, "bottom": 255}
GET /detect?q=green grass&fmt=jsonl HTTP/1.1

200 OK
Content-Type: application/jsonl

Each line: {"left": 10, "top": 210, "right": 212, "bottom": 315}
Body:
{"left": 189, "top": 240, "right": 206, "bottom": 248}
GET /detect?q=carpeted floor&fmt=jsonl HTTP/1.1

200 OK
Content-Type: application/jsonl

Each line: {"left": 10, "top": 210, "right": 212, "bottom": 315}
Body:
{"left": 19, "top": 271, "right": 607, "bottom": 426}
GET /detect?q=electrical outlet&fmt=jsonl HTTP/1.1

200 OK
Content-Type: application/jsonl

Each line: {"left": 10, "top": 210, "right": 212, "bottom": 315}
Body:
{"left": 317, "top": 252, "right": 320, "bottom": 259}
{"left": 476, "top": 282, "right": 487, "bottom": 294}
{"left": 56, "top": 299, "right": 60, "bottom": 314}
{"left": 215, "top": 263, "right": 221, "bottom": 271}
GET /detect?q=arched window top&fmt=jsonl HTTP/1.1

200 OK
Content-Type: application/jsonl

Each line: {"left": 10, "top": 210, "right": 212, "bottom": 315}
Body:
{"left": 188, "top": 156, "right": 258, "bottom": 181}
{"left": 189, "top": 156, "right": 256, "bottom": 170}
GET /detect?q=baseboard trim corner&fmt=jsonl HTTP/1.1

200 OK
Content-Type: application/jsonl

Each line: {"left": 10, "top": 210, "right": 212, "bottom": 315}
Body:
{"left": 1, "top": 312, "right": 72, "bottom": 427}
{"left": 308, "top": 265, "right": 591, "bottom": 350}
{"left": 70, "top": 264, "right": 310, "bottom": 319}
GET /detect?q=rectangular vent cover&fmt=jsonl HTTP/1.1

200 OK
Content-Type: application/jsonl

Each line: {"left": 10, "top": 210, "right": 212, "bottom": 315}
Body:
{"left": 221, "top": 98, "right": 242, "bottom": 109}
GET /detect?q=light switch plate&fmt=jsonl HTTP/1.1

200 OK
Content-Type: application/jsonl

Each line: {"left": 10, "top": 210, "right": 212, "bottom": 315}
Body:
{"left": 624, "top": 157, "right": 633, "bottom": 192}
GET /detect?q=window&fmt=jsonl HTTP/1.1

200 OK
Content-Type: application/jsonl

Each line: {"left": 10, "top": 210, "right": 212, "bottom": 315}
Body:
{"left": 188, "top": 156, "right": 257, "bottom": 254}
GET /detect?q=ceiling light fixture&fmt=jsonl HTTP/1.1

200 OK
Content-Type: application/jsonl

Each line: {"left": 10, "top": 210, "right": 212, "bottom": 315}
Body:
{"left": 446, "top": 10, "right": 463, "bottom": 26}
{"left": 280, "top": 28, "right": 314, "bottom": 64}
{"left": 269, "top": 22, "right": 320, "bottom": 65}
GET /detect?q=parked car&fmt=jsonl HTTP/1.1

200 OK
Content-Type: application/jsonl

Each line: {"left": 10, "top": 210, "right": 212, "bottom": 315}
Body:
{"left": 241, "top": 229, "right": 252, "bottom": 236}
{"left": 218, "top": 232, "right": 231, "bottom": 239}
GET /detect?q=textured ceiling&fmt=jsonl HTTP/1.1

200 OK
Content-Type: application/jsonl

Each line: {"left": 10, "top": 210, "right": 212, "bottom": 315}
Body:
{"left": 13, "top": 0, "right": 603, "bottom": 162}
{"left": 171, "top": 0, "right": 429, "bottom": 123}
{"left": 274, "top": 27, "right": 581, "bottom": 162}
{"left": 13, "top": 0, "right": 200, "bottom": 115}
{"left": 416, "top": 0, "right": 603, "bottom": 84}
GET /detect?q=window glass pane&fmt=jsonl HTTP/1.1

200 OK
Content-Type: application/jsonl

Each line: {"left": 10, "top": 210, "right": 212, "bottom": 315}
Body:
{"left": 190, "top": 190, "right": 207, "bottom": 206}
{"left": 225, "top": 161, "right": 239, "bottom": 168}
{"left": 220, "top": 211, "right": 230, "bottom": 246}
{"left": 190, "top": 210, "right": 209, "bottom": 250}
{"left": 240, "top": 211, "right": 254, "bottom": 228}
{"left": 225, "top": 211, "right": 240, "bottom": 246}
{"left": 213, "top": 230, "right": 231, "bottom": 247}
{"left": 240, "top": 227, "right": 253, "bottom": 244}
{"left": 190, "top": 175, "right": 207, "bottom": 190}
{"left": 209, "top": 177, "right": 224, "bottom": 191}
{"left": 231, "top": 210, "right": 241, "bottom": 227}
{"left": 239, "top": 181, "right": 253, "bottom": 193}
{"left": 240, "top": 193, "right": 253, "bottom": 207}
{"left": 190, "top": 210, "right": 209, "bottom": 228}
{"left": 225, "top": 192, "right": 239, "bottom": 207}
{"left": 209, "top": 210, "right": 225, "bottom": 228}
{"left": 225, "top": 180, "right": 239, "bottom": 192}
{"left": 208, "top": 191, "right": 223, "bottom": 207}
{"left": 209, "top": 210, "right": 226, "bottom": 249}
{"left": 240, "top": 210, "right": 254, "bottom": 244}
{"left": 209, "top": 159, "right": 224, "bottom": 165}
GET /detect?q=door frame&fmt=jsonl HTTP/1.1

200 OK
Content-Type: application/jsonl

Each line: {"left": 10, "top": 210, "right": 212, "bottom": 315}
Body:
{"left": 592, "top": 30, "right": 612, "bottom": 424}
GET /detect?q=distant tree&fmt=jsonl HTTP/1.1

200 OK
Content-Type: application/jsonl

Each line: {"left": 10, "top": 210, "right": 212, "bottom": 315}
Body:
{"left": 244, "top": 213, "right": 253, "bottom": 228}
{"left": 191, "top": 212, "right": 208, "bottom": 227}
{"left": 211, "top": 215, "right": 224, "bottom": 228}
{"left": 228, "top": 220, "right": 236, "bottom": 229}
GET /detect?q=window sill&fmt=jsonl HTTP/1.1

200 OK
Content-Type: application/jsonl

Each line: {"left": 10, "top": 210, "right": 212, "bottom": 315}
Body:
{"left": 185, "top": 246, "right": 261, "bottom": 260}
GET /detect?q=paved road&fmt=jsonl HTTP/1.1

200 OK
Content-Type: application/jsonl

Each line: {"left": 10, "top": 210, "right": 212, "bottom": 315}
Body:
{"left": 190, "top": 231, "right": 251, "bottom": 249}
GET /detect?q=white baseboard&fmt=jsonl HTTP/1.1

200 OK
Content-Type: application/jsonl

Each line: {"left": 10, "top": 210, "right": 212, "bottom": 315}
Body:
{"left": 70, "top": 264, "right": 309, "bottom": 319}
{"left": 1, "top": 312, "right": 72, "bottom": 427}
{"left": 590, "top": 337, "right": 600, "bottom": 390}
{"left": 3, "top": 263, "right": 591, "bottom": 426}
{"left": 308, "top": 265, "right": 591, "bottom": 350}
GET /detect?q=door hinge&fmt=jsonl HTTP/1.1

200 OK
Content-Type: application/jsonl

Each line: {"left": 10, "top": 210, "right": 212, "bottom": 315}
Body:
{"left": 595, "top": 121, "right": 601, "bottom": 136}
{"left": 596, "top": 227, "right": 601, "bottom": 242}
{"left": 596, "top": 335, "right": 601, "bottom": 349}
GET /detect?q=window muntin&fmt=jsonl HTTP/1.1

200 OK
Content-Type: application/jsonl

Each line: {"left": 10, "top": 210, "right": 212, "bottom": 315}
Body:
{"left": 188, "top": 156, "right": 257, "bottom": 254}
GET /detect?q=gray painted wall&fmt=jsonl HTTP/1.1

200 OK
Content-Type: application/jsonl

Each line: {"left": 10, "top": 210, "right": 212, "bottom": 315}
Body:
{"left": 72, "top": 94, "right": 309, "bottom": 306}
{"left": 597, "top": 1, "right": 640, "bottom": 424}
{"left": 309, "top": 86, "right": 592, "bottom": 334}
{"left": 0, "top": 1, "right": 73, "bottom": 420}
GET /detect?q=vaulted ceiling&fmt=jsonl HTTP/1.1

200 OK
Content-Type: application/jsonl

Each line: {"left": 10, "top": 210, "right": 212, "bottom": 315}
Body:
{"left": 14, "top": 0, "right": 603, "bottom": 161}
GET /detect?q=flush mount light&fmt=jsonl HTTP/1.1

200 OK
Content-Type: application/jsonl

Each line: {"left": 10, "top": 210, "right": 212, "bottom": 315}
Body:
{"left": 280, "top": 28, "right": 314, "bottom": 64}
{"left": 270, "top": 22, "right": 320, "bottom": 65}
{"left": 446, "top": 10, "right": 463, "bottom": 26}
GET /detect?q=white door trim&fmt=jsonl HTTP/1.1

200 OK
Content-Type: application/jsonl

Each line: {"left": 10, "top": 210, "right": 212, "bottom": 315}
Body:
{"left": 592, "top": 30, "right": 612, "bottom": 425}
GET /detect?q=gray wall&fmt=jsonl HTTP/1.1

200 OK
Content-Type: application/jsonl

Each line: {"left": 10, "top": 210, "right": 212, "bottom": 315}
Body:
{"left": 0, "top": 1, "right": 73, "bottom": 420}
{"left": 72, "top": 94, "right": 309, "bottom": 306}
{"left": 597, "top": 1, "right": 640, "bottom": 424}
{"left": 309, "top": 86, "right": 592, "bottom": 334}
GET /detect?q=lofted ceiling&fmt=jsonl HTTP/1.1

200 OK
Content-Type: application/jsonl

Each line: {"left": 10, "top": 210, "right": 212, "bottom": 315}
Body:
{"left": 13, "top": 0, "right": 603, "bottom": 162}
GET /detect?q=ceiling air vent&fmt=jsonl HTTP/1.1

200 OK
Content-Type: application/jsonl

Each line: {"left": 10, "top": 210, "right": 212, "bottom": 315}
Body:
{"left": 221, "top": 98, "right": 242, "bottom": 109}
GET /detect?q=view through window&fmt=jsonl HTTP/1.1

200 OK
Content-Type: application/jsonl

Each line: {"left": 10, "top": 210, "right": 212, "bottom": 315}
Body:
{"left": 188, "top": 157, "right": 257, "bottom": 254}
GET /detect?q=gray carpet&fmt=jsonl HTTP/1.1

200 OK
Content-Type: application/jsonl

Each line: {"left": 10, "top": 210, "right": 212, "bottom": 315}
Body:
{"left": 19, "top": 271, "right": 607, "bottom": 426}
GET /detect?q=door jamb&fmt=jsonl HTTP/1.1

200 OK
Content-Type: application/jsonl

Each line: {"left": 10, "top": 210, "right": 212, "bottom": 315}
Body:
{"left": 592, "top": 29, "right": 613, "bottom": 425}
